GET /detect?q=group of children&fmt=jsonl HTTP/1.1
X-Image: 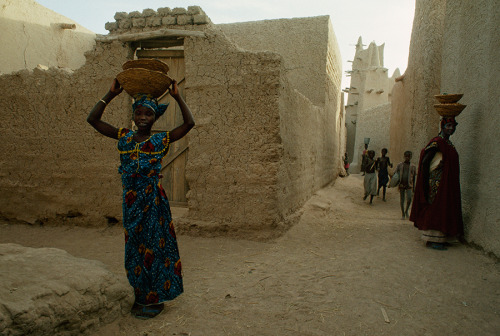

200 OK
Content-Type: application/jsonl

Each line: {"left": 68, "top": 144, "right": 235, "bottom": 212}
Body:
{"left": 359, "top": 148, "right": 416, "bottom": 219}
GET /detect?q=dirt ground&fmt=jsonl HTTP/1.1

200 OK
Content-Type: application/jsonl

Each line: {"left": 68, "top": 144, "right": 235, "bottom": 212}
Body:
{"left": 1, "top": 174, "right": 499, "bottom": 335}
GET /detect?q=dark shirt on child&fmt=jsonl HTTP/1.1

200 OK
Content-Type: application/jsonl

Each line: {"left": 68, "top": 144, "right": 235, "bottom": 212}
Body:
{"left": 365, "top": 158, "right": 376, "bottom": 174}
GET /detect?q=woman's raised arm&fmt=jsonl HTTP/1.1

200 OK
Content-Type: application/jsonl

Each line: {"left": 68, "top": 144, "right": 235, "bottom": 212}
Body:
{"left": 169, "top": 80, "right": 195, "bottom": 143}
{"left": 87, "top": 79, "right": 123, "bottom": 140}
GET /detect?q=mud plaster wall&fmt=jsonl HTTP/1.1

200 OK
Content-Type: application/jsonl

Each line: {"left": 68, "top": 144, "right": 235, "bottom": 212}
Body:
{"left": 219, "top": 16, "right": 338, "bottom": 107}
{"left": 1, "top": 8, "right": 342, "bottom": 238}
{"left": 182, "top": 23, "right": 341, "bottom": 238}
{"left": 389, "top": 81, "right": 410, "bottom": 162}
{"left": 353, "top": 103, "right": 392, "bottom": 163}
{"left": 277, "top": 81, "right": 339, "bottom": 218}
{"left": 0, "top": 41, "right": 132, "bottom": 225}
{"left": 0, "top": 0, "right": 96, "bottom": 74}
{"left": 219, "top": 16, "right": 343, "bottom": 199}
{"left": 338, "top": 94, "right": 347, "bottom": 167}
{"left": 326, "top": 20, "right": 345, "bottom": 178}
{"left": 182, "top": 29, "right": 285, "bottom": 237}
{"left": 390, "top": 0, "right": 500, "bottom": 256}
{"left": 440, "top": 0, "right": 500, "bottom": 255}
{"left": 389, "top": 0, "right": 445, "bottom": 162}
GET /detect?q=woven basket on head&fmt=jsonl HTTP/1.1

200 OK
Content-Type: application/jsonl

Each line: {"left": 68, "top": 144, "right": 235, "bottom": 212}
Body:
{"left": 434, "top": 103, "right": 466, "bottom": 117}
{"left": 434, "top": 93, "right": 463, "bottom": 104}
{"left": 122, "top": 59, "right": 170, "bottom": 75}
{"left": 116, "top": 68, "right": 172, "bottom": 98}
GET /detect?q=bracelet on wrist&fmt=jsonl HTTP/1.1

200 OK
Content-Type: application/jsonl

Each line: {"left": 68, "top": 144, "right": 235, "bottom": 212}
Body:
{"left": 99, "top": 99, "right": 107, "bottom": 105}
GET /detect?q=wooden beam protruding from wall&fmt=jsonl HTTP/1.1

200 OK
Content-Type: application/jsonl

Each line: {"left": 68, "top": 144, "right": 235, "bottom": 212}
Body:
{"left": 96, "top": 28, "right": 206, "bottom": 43}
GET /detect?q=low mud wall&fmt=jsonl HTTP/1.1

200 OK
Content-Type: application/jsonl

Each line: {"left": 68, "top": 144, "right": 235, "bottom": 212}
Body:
{"left": 0, "top": 41, "right": 131, "bottom": 225}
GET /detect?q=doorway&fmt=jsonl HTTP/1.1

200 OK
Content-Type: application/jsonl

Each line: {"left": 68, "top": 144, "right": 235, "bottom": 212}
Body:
{"left": 136, "top": 48, "right": 188, "bottom": 207}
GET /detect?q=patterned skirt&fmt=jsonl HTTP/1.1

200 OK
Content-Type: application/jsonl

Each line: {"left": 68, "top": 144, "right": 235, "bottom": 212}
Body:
{"left": 428, "top": 166, "right": 443, "bottom": 204}
{"left": 122, "top": 174, "right": 183, "bottom": 305}
{"left": 422, "top": 165, "right": 455, "bottom": 242}
{"left": 421, "top": 229, "right": 458, "bottom": 243}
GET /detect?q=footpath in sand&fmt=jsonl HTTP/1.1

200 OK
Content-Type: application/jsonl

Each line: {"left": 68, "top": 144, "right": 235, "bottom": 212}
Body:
{"left": 1, "top": 174, "right": 499, "bottom": 335}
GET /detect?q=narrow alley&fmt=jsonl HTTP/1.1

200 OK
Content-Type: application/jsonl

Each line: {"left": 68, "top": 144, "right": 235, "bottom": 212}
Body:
{"left": 1, "top": 175, "right": 499, "bottom": 335}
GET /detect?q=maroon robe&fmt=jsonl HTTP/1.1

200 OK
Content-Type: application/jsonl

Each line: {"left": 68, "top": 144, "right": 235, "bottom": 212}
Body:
{"left": 409, "top": 136, "right": 464, "bottom": 237}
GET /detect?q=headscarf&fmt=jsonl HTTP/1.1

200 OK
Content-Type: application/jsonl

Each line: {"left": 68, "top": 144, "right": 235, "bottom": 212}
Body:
{"left": 132, "top": 94, "right": 169, "bottom": 119}
{"left": 440, "top": 116, "right": 458, "bottom": 129}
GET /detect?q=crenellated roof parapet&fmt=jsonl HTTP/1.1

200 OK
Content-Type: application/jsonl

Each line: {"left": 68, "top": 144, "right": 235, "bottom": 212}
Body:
{"left": 104, "top": 6, "right": 211, "bottom": 35}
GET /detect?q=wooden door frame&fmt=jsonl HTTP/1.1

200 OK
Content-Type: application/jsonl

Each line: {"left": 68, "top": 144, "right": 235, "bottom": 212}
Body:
{"left": 136, "top": 47, "right": 189, "bottom": 207}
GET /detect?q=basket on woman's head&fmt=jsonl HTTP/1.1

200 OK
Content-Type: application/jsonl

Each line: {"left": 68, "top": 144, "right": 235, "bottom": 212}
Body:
{"left": 434, "top": 93, "right": 466, "bottom": 118}
{"left": 117, "top": 59, "right": 172, "bottom": 99}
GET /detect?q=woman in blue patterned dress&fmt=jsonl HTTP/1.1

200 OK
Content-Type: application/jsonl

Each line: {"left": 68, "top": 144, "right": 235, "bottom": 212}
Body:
{"left": 87, "top": 78, "right": 194, "bottom": 319}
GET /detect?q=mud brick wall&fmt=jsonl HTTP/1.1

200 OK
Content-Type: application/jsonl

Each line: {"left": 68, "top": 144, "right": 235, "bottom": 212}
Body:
{"left": 218, "top": 16, "right": 343, "bottom": 216}
{"left": 105, "top": 6, "right": 210, "bottom": 34}
{"left": 181, "top": 29, "right": 286, "bottom": 238}
{"left": 181, "top": 21, "right": 342, "bottom": 239}
{"left": 0, "top": 41, "right": 132, "bottom": 225}
{"left": 220, "top": 16, "right": 336, "bottom": 107}
{"left": 1, "top": 8, "right": 343, "bottom": 240}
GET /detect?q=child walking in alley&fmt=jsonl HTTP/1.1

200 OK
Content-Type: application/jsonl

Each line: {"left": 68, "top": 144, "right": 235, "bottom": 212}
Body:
{"left": 394, "top": 151, "right": 416, "bottom": 219}
{"left": 343, "top": 153, "right": 350, "bottom": 176}
{"left": 363, "top": 150, "right": 377, "bottom": 204}
{"left": 376, "top": 148, "right": 393, "bottom": 201}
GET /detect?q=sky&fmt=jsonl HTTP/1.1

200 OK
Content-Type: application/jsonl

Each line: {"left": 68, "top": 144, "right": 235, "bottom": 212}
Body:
{"left": 35, "top": 0, "right": 415, "bottom": 90}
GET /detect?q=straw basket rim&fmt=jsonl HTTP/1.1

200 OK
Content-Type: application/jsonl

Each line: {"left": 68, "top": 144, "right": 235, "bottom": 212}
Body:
{"left": 434, "top": 103, "right": 466, "bottom": 117}
{"left": 434, "top": 93, "right": 464, "bottom": 104}
{"left": 122, "top": 59, "right": 170, "bottom": 75}
{"left": 116, "top": 68, "right": 172, "bottom": 98}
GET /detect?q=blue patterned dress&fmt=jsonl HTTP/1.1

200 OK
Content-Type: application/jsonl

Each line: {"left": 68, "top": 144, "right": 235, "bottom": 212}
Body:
{"left": 117, "top": 128, "right": 183, "bottom": 305}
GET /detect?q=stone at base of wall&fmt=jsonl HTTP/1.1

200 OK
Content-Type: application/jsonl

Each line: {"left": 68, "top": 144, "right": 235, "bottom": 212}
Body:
{"left": 0, "top": 214, "right": 122, "bottom": 229}
{"left": 0, "top": 244, "right": 133, "bottom": 336}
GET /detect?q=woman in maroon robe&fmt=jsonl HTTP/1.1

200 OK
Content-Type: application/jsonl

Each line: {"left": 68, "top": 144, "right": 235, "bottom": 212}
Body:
{"left": 409, "top": 117, "right": 464, "bottom": 250}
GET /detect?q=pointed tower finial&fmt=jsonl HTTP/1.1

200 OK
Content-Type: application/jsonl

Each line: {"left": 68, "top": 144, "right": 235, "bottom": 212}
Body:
{"left": 356, "top": 36, "right": 363, "bottom": 51}
{"left": 368, "top": 41, "right": 380, "bottom": 67}
{"left": 371, "top": 49, "right": 380, "bottom": 67}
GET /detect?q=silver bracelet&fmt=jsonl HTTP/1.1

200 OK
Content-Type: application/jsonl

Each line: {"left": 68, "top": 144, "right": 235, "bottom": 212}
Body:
{"left": 99, "top": 99, "right": 107, "bottom": 105}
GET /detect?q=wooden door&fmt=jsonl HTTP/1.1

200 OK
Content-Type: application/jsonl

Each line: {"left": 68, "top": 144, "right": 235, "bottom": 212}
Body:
{"left": 137, "top": 49, "right": 188, "bottom": 206}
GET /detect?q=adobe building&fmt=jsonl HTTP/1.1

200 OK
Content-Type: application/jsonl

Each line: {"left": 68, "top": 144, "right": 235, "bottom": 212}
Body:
{"left": 0, "top": 1, "right": 343, "bottom": 240}
{"left": 390, "top": 0, "right": 500, "bottom": 256}
{"left": 0, "top": 0, "right": 96, "bottom": 74}
{"left": 344, "top": 37, "right": 399, "bottom": 172}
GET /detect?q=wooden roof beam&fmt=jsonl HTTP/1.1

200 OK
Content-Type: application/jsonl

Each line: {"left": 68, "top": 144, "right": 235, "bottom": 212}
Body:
{"left": 96, "top": 28, "right": 206, "bottom": 43}
{"left": 131, "top": 39, "right": 184, "bottom": 49}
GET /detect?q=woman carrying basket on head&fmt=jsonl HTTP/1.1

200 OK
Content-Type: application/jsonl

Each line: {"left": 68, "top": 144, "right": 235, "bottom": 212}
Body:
{"left": 87, "top": 74, "right": 194, "bottom": 319}
{"left": 410, "top": 93, "right": 466, "bottom": 251}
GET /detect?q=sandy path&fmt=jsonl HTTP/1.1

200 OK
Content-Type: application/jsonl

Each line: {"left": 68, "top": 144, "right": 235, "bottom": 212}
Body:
{"left": 1, "top": 175, "right": 499, "bottom": 335}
